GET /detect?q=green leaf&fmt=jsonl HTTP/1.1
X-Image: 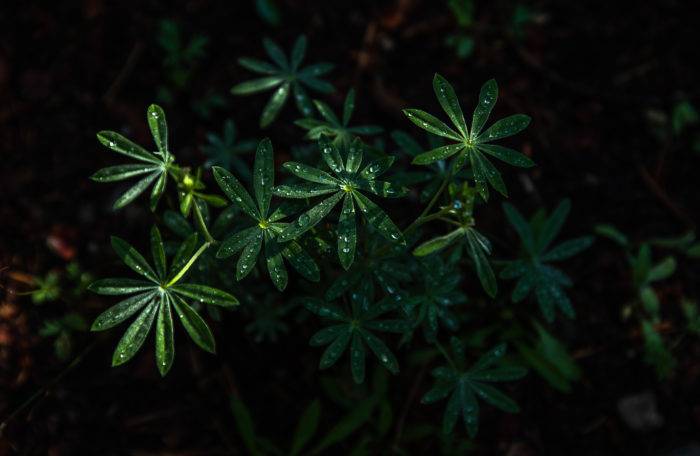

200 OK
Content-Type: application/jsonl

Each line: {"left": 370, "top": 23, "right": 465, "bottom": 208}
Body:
{"left": 88, "top": 278, "right": 155, "bottom": 295}
{"left": 503, "top": 203, "right": 535, "bottom": 253}
{"left": 217, "top": 226, "right": 260, "bottom": 258}
{"left": 254, "top": 138, "right": 274, "bottom": 216}
{"left": 647, "top": 257, "right": 677, "bottom": 283}
{"left": 113, "top": 172, "right": 160, "bottom": 210}
{"left": 541, "top": 236, "right": 594, "bottom": 262}
{"left": 403, "top": 109, "right": 462, "bottom": 141}
{"left": 478, "top": 114, "right": 531, "bottom": 143}
{"left": 359, "top": 156, "right": 395, "bottom": 180}
{"left": 171, "top": 295, "right": 215, "bottom": 353}
{"left": 313, "top": 100, "right": 341, "bottom": 125}
{"left": 352, "top": 192, "right": 404, "bottom": 244}
{"left": 147, "top": 104, "right": 169, "bottom": 158}
{"left": 230, "top": 397, "right": 261, "bottom": 456}
{"left": 349, "top": 332, "right": 366, "bottom": 384}
{"left": 150, "top": 226, "right": 166, "bottom": 279}
{"left": 361, "top": 330, "right": 399, "bottom": 374}
{"left": 319, "top": 329, "right": 351, "bottom": 369}
{"left": 290, "top": 35, "right": 307, "bottom": 70}
{"left": 274, "top": 183, "right": 338, "bottom": 198}
{"left": 468, "top": 382, "right": 519, "bottom": 412}
{"left": 111, "top": 236, "right": 159, "bottom": 283}
{"left": 282, "top": 162, "right": 338, "bottom": 185}
{"left": 594, "top": 224, "right": 628, "bottom": 247}
{"left": 477, "top": 144, "right": 534, "bottom": 168}
{"left": 293, "top": 83, "right": 314, "bottom": 117}
{"left": 304, "top": 298, "right": 347, "bottom": 321}
{"left": 511, "top": 270, "right": 536, "bottom": 302}
{"left": 232, "top": 76, "right": 284, "bottom": 95}
{"left": 171, "top": 284, "right": 239, "bottom": 307}
{"left": 279, "top": 191, "right": 344, "bottom": 241}
{"left": 290, "top": 399, "right": 321, "bottom": 456}
{"left": 90, "top": 164, "right": 160, "bottom": 182}
{"left": 97, "top": 131, "right": 159, "bottom": 164}
{"left": 111, "top": 302, "right": 158, "bottom": 366}
{"left": 471, "top": 79, "right": 498, "bottom": 138}
{"left": 149, "top": 171, "right": 167, "bottom": 211}
{"left": 465, "top": 229, "right": 497, "bottom": 297}
{"left": 264, "top": 233, "right": 288, "bottom": 291}
{"left": 91, "top": 291, "right": 155, "bottom": 331}
{"left": 411, "top": 144, "right": 464, "bottom": 165}
{"left": 237, "top": 230, "right": 264, "bottom": 279}
{"left": 338, "top": 194, "right": 357, "bottom": 270}
{"left": 213, "top": 166, "right": 260, "bottom": 219}
{"left": 413, "top": 229, "right": 465, "bottom": 257}
{"left": 433, "top": 73, "right": 467, "bottom": 137}
{"left": 318, "top": 136, "right": 345, "bottom": 173}
{"left": 310, "top": 325, "right": 347, "bottom": 346}
{"left": 238, "top": 57, "right": 278, "bottom": 74}
{"left": 473, "top": 149, "right": 507, "bottom": 197}
{"left": 536, "top": 199, "right": 571, "bottom": 253}
{"left": 345, "top": 138, "right": 364, "bottom": 173}
{"left": 470, "top": 344, "right": 507, "bottom": 371}
{"left": 282, "top": 241, "right": 320, "bottom": 282}
{"left": 263, "top": 37, "right": 288, "bottom": 68}
{"left": 155, "top": 294, "right": 175, "bottom": 376}
{"left": 260, "top": 82, "right": 290, "bottom": 128}
{"left": 343, "top": 89, "right": 355, "bottom": 126}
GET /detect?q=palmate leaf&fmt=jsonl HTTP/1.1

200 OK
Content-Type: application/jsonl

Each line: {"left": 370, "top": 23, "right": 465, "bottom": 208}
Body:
{"left": 422, "top": 339, "right": 526, "bottom": 437}
{"left": 500, "top": 200, "right": 593, "bottom": 322}
{"left": 296, "top": 89, "right": 383, "bottom": 146}
{"left": 404, "top": 74, "right": 533, "bottom": 200}
{"left": 276, "top": 136, "right": 406, "bottom": 268}
{"left": 213, "top": 139, "right": 321, "bottom": 290}
{"left": 304, "top": 295, "right": 409, "bottom": 384}
{"left": 89, "top": 226, "right": 237, "bottom": 375}
{"left": 93, "top": 105, "right": 174, "bottom": 210}
{"left": 232, "top": 35, "right": 335, "bottom": 127}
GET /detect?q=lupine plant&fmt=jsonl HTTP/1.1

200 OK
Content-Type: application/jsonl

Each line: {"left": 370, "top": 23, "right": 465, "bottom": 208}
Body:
{"left": 88, "top": 36, "right": 593, "bottom": 442}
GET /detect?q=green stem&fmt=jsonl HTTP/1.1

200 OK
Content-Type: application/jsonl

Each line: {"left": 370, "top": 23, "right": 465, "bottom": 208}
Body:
{"left": 402, "top": 164, "right": 456, "bottom": 237}
{"left": 193, "top": 200, "right": 216, "bottom": 243}
{"left": 166, "top": 241, "right": 211, "bottom": 287}
{"left": 435, "top": 341, "right": 458, "bottom": 371}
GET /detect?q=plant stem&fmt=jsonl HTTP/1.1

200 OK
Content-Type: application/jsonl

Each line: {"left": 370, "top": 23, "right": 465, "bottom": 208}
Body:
{"left": 402, "top": 165, "right": 455, "bottom": 237}
{"left": 166, "top": 241, "right": 211, "bottom": 287}
{"left": 193, "top": 200, "right": 216, "bottom": 243}
{"left": 435, "top": 341, "right": 458, "bottom": 371}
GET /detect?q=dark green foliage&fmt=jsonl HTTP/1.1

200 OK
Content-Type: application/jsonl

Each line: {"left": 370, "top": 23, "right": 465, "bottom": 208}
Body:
{"left": 500, "top": 200, "right": 594, "bottom": 321}
{"left": 295, "top": 89, "right": 383, "bottom": 146}
{"left": 213, "top": 139, "right": 320, "bottom": 290}
{"left": 305, "top": 283, "right": 410, "bottom": 384}
{"left": 202, "top": 119, "right": 257, "bottom": 177}
{"left": 232, "top": 35, "right": 334, "bottom": 128}
{"left": 87, "top": 36, "right": 556, "bottom": 442}
{"left": 422, "top": 338, "right": 526, "bottom": 437}
{"left": 274, "top": 136, "right": 406, "bottom": 269}
{"left": 88, "top": 226, "right": 237, "bottom": 375}
{"left": 404, "top": 74, "right": 534, "bottom": 201}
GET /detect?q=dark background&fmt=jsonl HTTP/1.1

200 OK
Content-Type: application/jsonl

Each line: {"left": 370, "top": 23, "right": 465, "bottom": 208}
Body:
{"left": 1, "top": 0, "right": 699, "bottom": 454}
